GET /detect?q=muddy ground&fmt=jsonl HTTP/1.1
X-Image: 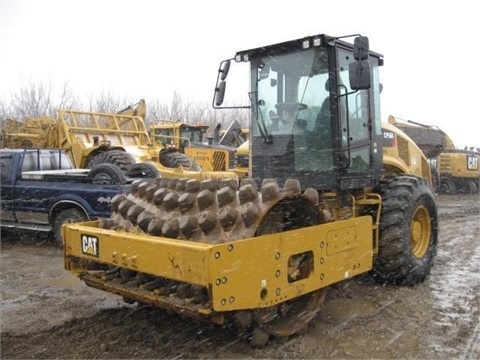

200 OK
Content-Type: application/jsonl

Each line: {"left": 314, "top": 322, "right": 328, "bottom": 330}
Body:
{"left": 1, "top": 194, "right": 479, "bottom": 359}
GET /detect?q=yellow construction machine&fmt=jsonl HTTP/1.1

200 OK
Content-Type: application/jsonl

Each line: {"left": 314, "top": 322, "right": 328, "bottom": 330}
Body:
{"left": 1, "top": 104, "right": 155, "bottom": 171}
{"left": 63, "top": 34, "right": 438, "bottom": 347}
{"left": 150, "top": 120, "right": 246, "bottom": 172}
{"left": 1, "top": 101, "right": 239, "bottom": 182}
{"left": 1, "top": 117, "right": 57, "bottom": 149}
{"left": 234, "top": 139, "right": 249, "bottom": 178}
{"left": 388, "top": 116, "right": 479, "bottom": 194}
{"left": 234, "top": 119, "right": 433, "bottom": 182}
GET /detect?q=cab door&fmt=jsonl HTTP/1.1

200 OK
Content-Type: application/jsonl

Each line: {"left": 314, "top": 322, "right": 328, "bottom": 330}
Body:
{"left": 335, "top": 46, "right": 383, "bottom": 190}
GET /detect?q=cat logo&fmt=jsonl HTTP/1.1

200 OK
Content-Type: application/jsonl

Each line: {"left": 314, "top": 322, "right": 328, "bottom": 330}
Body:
{"left": 81, "top": 234, "right": 99, "bottom": 257}
{"left": 467, "top": 155, "right": 478, "bottom": 171}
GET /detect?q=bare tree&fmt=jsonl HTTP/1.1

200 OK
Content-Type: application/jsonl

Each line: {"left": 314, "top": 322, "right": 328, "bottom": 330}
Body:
{"left": 87, "top": 91, "right": 131, "bottom": 114}
{"left": 0, "top": 81, "right": 81, "bottom": 120}
{"left": 9, "top": 81, "right": 53, "bottom": 119}
{"left": 0, "top": 101, "right": 12, "bottom": 120}
{"left": 147, "top": 92, "right": 248, "bottom": 131}
{"left": 149, "top": 91, "right": 186, "bottom": 121}
{"left": 0, "top": 83, "right": 249, "bottom": 138}
{"left": 57, "top": 82, "right": 81, "bottom": 110}
{"left": 188, "top": 101, "right": 212, "bottom": 125}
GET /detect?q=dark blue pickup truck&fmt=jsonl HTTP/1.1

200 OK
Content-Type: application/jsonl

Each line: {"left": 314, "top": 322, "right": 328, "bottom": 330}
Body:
{"left": 0, "top": 148, "right": 139, "bottom": 246}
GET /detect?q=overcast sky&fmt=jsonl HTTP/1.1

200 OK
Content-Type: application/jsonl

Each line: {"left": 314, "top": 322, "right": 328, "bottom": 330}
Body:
{"left": 1, "top": 0, "right": 479, "bottom": 146}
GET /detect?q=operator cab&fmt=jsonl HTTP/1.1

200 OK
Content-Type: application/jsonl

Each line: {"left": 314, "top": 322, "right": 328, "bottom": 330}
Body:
{"left": 214, "top": 34, "right": 384, "bottom": 191}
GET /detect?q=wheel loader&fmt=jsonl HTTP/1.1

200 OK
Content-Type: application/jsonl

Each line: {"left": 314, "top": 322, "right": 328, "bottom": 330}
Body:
{"left": 388, "top": 116, "right": 480, "bottom": 194}
{"left": 63, "top": 33, "right": 438, "bottom": 347}
{"left": 150, "top": 120, "right": 245, "bottom": 173}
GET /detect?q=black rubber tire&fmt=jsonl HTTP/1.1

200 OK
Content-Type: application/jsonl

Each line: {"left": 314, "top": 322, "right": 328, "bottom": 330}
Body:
{"left": 89, "top": 163, "right": 127, "bottom": 184}
{"left": 53, "top": 208, "right": 88, "bottom": 248}
{"left": 87, "top": 150, "right": 136, "bottom": 171}
{"left": 373, "top": 175, "right": 438, "bottom": 285}
{"left": 160, "top": 151, "right": 199, "bottom": 170}
{"left": 125, "top": 163, "right": 159, "bottom": 179}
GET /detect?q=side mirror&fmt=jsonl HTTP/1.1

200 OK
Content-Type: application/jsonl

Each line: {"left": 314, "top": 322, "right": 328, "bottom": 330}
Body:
{"left": 353, "top": 36, "right": 369, "bottom": 60}
{"left": 349, "top": 61, "right": 371, "bottom": 90}
{"left": 349, "top": 36, "right": 371, "bottom": 90}
{"left": 214, "top": 81, "right": 226, "bottom": 106}
{"left": 220, "top": 60, "right": 231, "bottom": 81}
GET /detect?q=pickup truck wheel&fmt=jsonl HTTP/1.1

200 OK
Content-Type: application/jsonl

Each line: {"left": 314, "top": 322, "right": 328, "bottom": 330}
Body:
{"left": 89, "top": 163, "right": 127, "bottom": 184}
{"left": 53, "top": 208, "right": 88, "bottom": 248}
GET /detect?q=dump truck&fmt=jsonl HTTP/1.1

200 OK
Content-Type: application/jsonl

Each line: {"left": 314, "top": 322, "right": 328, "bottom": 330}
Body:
{"left": 388, "top": 115, "right": 480, "bottom": 193}
{"left": 63, "top": 34, "right": 438, "bottom": 347}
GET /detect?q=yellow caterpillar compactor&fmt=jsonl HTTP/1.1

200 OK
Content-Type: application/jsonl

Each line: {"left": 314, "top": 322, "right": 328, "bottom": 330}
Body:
{"left": 63, "top": 34, "right": 438, "bottom": 347}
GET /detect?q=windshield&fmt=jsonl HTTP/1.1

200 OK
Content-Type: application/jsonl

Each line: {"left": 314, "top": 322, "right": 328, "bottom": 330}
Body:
{"left": 180, "top": 127, "right": 203, "bottom": 143}
{"left": 253, "top": 48, "right": 329, "bottom": 137}
{"left": 250, "top": 45, "right": 379, "bottom": 176}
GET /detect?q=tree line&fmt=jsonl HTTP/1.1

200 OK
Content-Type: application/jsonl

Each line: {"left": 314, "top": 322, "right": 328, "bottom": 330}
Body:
{"left": 0, "top": 81, "right": 249, "bottom": 131}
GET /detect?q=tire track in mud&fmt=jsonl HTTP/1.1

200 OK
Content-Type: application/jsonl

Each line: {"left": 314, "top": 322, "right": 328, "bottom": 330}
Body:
{"left": 429, "top": 195, "right": 480, "bottom": 358}
{"left": 462, "top": 319, "right": 480, "bottom": 360}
